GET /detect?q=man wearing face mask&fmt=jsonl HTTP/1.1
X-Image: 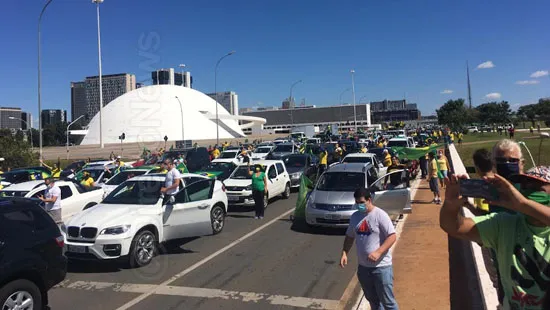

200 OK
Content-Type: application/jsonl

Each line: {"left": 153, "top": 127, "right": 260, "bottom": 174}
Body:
{"left": 440, "top": 170, "right": 550, "bottom": 310}
{"left": 491, "top": 139, "right": 524, "bottom": 214}
{"left": 340, "top": 188, "right": 398, "bottom": 310}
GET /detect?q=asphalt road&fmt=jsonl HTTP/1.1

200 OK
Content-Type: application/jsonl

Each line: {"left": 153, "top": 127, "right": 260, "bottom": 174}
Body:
{"left": 49, "top": 192, "right": 358, "bottom": 310}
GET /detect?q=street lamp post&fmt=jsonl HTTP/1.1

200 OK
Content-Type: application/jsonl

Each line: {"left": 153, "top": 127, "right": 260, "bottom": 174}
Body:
{"left": 289, "top": 79, "right": 302, "bottom": 130}
{"left": 93, "top": 0, "right": 105, "bottom": 148}
{"left": 351, "top": 69, "right": 357, "bottom": 133}
{"left": 178, "top": 64, "right": 186, "bottom": 86}
{"left": 38, "top": 0, "right": 54, "bottom": 160}
{"left": 174, "top": 96, "right": 185, "bottom": 143}
{"left": 66, "top": 115, "right": 85, "bottom": 159}
{"left": 214, "top": 51, "right": 235, "bottom": 146}
{"left": 10, "top": 117, "right": 33, "bottom": 150}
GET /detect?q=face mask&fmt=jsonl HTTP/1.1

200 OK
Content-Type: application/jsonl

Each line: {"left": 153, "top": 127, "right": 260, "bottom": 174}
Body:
{"left": 496, "top": 162, "right": 520, "bottom": 180}
{"left": 519, "top": 189, "right": 550, "bottom": 206}
{"left": 355, "top": 203, "right": 367, "bottom": 213}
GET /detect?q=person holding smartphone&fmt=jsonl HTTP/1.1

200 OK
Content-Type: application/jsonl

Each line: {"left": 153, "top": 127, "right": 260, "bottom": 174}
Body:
{"left": 440, "top": 169, "right": 550, "bottom": 310}
{"left": 248, "top": 162, "right": 268, "bottom": 219}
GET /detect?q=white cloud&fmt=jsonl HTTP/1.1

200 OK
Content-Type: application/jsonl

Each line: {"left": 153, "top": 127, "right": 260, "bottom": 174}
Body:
{"left": 477, "top": 61, "right": 495, "bottom": 69}
{"left": 484, "top": 92, "right": 502, "bottom": 100}
{"left": 530, "top": 70, "right": 549, "bottom": 78}
{"left": 440, "top": 89, "right": 453, "bottom": 94}
{"left": 516, "top": 80, "right": 540, "bottom": 85}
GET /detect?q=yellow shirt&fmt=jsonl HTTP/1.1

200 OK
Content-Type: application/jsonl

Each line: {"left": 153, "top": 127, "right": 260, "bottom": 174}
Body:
{"left": 458, "top": 133, "right": 463, "bottom": 140}
{"left": 360, "top": 147, "right": 367, "bottom": 153}
{"left": 474, "top": 197, "right": 489, "bottom": 212}
{"left": 319, "top": 151, "right": 328, "bottom": 165}
{"left": 437, "top": 158, "right": 448, "bottom": 171}
{"left": 449, "top": 133, "right": 454, "bottom": 141}
{"left": 429, "top": 159, "right": 438, "bottom": 178}
{"left": 212, "top": 149, "right": 220, "bottom": 158}
{"left": 377, "top": 142, "right": 384, "bottom": 148}
{"left": 383, "top": 154, "right": 392, "bottom": 167}
{"left": 81, "top": 177, "right": 95, "bottom": 187}
{"left": 159, "top": 168, "right": 168, "bottom": 174}
{"left": 51, "top": 168, "right": 61, "bottom": 178}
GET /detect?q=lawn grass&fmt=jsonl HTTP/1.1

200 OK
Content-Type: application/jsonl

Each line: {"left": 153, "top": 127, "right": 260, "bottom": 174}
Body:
{"left": 456, "top": 133, "right": 550, "bottom": 171}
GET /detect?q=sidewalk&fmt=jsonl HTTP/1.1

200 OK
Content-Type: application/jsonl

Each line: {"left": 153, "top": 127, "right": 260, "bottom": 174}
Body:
{"left": 391, "top": 179, "right": 450, "bottom": 309}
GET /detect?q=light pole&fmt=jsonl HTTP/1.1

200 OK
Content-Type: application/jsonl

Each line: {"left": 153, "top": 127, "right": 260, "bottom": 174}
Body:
{"left": 175, "top": 96, "right": 185, "bottom": 143}
{"left": 214, "top": 51, "right": 235, "bottom": 146}
{"left": 289, "top": 79, "right": 302, "bottom": 130}
{"left": 10, "top": 117, "right": 33, "bottom": 150}
{"left": 66, "top": 115, "right": 85, "bottom": 159}
{"left": 178, "top": 64, "right": 186, "bottom": 86}
{"left": 93, "top": 0, "right": 105, "bottom": 148}
{"left": 351, "top": 69, "right": 357, "bottom": 133}
{"left": 38, "top": 0, "right": 54, "bottom": 160}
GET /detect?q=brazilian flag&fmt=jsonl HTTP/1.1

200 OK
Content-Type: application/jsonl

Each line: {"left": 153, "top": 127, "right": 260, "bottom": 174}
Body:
{"left": 391, "top": 144, "right": 443, "bottom": 159}
{"left": 294, "top": 174, "right": 314, "bottom": 219}
{"left": 177, "top": 163, "right": 189, "bottom": 173}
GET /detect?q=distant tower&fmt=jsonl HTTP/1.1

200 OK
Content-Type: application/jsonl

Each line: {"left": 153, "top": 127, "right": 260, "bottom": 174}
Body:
{"left": 300, "top": 98, "right": 306, "bottom": 107}
{"left": 467, "top": 61, "right": 472, "bottom": 108}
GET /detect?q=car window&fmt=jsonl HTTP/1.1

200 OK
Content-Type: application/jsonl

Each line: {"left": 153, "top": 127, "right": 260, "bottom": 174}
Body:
{"left": 31, "top": 190, "right": 46, "bottom": 199}
{"left": 59, "top": 186, "right": 72, "bottom": 199}
{"left": 275, "top": 163, "right": 285, "bottom": 175}
{"left": 267, "top": 166, "right": 277, "bottom": 179}
{"left": 2, "top": 209, "right": 50, "bottom": 231}
{"left": 367, "top": 167, "right": 378, "bottom": 186}
{"left": 184, "top": 177, "right": 204, "bottom": 186}
{"left": 176, "top": 179, "right": 213, "bottom": 203}
{"left": 316, "top": 172, "right": 365, "bottom": 191}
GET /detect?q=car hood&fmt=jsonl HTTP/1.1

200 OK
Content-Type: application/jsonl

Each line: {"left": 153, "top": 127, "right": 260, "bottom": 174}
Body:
{"left": 66, "top": 203, "right": 157, "bottom": 228}
{"left": 270, "top": 152, "right": 293, "bottom": 159}
{"left": 224, "top": 178, "right": 251, "bottom": 187}
{"left": 310, "top": 190, "right": 355, "bottom": 205}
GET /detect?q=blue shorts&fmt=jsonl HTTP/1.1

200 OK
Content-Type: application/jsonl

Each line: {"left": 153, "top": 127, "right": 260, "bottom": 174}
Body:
{"left": 429, "top": 177, "right": 439, "bottom": 194}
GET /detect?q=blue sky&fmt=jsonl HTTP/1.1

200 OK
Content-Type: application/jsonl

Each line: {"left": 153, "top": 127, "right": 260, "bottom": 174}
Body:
{"left": 2, "top": 0, "right": 549, "bottom": 124}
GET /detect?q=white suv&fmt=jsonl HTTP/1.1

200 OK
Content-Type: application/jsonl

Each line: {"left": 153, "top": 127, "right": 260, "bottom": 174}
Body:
{"left": 63, "top": 174, "right": 228, "bottom": 267}
{"left": 224, "top": 160, "right": 291, "bottom": 208}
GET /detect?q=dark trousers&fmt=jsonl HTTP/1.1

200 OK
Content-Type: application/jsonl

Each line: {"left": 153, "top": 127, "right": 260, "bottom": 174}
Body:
{"left": 252, "top": 190, "right": 265, "bottom": 217}
{"left": 319, "top": 164, "right": 327, "bottom": 176}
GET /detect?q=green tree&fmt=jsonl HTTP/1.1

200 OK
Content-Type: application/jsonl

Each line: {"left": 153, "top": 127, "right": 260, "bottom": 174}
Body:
{"left": 475, "top": 101, "right": 512, "bottom": 125}
{"left": 0, "top": 129, "right": 36, "bottom": 169}
{"left": 436, "top": 99, "right": 475, "bottom": 130}
{"left": 517, "top": 104, "right": 538, "bottom": 126}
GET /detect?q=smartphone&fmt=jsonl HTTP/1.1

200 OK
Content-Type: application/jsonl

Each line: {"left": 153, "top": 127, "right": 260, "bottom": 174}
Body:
{"left": 459, "top": 179, "right": 499, "bottom": 201}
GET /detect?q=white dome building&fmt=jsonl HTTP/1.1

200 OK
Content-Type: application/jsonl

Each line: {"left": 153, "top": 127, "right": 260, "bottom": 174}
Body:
{"left": 80, "top": 85, "right": 266, "bottom": 145}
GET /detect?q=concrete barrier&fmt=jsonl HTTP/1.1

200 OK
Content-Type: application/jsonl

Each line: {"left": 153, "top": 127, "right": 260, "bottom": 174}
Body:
{"left": 447, "top": 143, "right": 499, "bottom": 309}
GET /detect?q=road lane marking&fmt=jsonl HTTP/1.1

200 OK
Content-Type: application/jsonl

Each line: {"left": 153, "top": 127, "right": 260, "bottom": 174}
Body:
{"left": 59, "top": 280, "right": 339, "bottom": 309}
{"left": 116, "top": 207, "right": 296, "bottom": 310}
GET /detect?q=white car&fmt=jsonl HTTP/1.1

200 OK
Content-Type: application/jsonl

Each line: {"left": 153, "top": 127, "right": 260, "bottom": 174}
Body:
{"left": 213, "top": 150, "right": 250, "bottom": 165}
{"left": 224, "top": 160, "right": 291, "bottom": 208}
{"left": 0, "top": 180, "right": 103, "bottom": 221}
{"left": 467, "top": 126, "right": 479, "bottom": 133}
{"left": 251, "top": 146, "right": 274, "bottom": 160}
{"left": 100, "top": 166, "right": 161, "bottom": 197}
{"left": 341, "top": 153, "right": 387, "bottom": 176}
{"left": 63, "top": 174, "right": 228, "bottom": 267}
{"left": 386, "top": 137, "right": 415, "bottom": 148}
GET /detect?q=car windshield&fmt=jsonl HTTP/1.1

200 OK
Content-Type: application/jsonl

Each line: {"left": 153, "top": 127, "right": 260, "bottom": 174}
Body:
{"left": 316, "top": 172, "right": 365, "bottom": 191}
{"left": 0, "top": 190, "right": 29, "bottom": 198}
{"left": 274, "top": 145, "right": 293, "bottom": 152}
{"left": 255, "top": 147, "right": 272, "bottom": 154}
{"left": 0, "top": 172, "right": 30, "bottom": 184}
{"left": 75, "top": 168, "right": 104, "bottom": 181}
{"left": 343, "top": 156, "right": 373, "bottom": 164}
{"left": 387, "top": 140, "right": 408, "bottom": 148}
{"left": 283, "top": 156, "right": 306, "bottom": 167}
{"left": 161, "top": 151, "right": 186, "bottom": 163}
{"left": 231, "top": 166, "right": 252, "bottom": 179}
{"left": 220, "top": 151, "right": 238, "bottom": 159}
{"left": 103, "top": 180, "right": 163, "bottom": 205}
{"left": 105, "top": 170, "right": 147, "bottom": 185}
{"left": 204, "top": 162, "right": 234, "bottom": 171}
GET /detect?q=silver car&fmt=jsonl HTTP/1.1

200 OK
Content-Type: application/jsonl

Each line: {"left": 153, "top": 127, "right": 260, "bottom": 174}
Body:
{"left": 305, "top": 163, "right": 412, "bottom": 228}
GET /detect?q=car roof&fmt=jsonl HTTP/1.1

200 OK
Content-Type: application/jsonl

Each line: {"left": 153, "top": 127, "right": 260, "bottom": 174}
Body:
{"left": 327, "top": 162, "right": 372, "bottom": 173}
{"left": 388, "top": 137, "right": 408, "bottom": 141}
{"left": 344, "top": 153, "right": 376, "bottom": 158}
{"left": 0, "top": 180, "right": 44, "bottom": 191}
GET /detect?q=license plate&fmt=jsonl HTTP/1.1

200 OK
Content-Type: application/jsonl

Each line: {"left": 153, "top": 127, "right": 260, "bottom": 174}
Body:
{"left": 324, "top": 214, "right": 341, "bottom": 220}
{"left": 67, "top": 245, "right": 87, "bottom": 253}
{"left": 228, "top": 196, "right": 240, "bottom": 202}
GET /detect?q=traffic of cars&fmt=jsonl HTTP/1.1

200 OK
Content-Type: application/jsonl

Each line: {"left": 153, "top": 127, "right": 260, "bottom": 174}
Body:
{"left": 0, "top": 129, "right": 425, "bottom": 308}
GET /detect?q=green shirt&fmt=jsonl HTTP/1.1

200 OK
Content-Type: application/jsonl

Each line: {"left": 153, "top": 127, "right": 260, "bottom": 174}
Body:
{"left": 473, "top": 213, "right": 550, "bottom": 309}
{"left": 251, "top": 172, "right": 266, "bottom": 191}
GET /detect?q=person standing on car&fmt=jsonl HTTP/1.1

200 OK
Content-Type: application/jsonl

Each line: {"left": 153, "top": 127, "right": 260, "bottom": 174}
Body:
{"left": 319, "top": 147, "right": 328, "bottom": 175}
{"left": 383, "top": 149, "right": 392, "bottom": 167}
{"left": 39, "top": 178, "right": 62, "bottom": 226}
{"left": 340, "top": 188, "right": 399, "bottom": 310}
{"left": 248, "top": 162, "right": 268, "bottom": 219}
{"left": 160, "top": 159, "right": 181, "bottom": 196}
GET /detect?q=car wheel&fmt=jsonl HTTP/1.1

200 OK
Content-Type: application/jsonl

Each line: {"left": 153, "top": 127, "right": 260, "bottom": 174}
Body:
{"left": 211, "top": 204, "right": 226, "bottom": 235}
{"left": 128, "top": 229, "right": 157, "bottom": 268}
{"left": 282, "top": 183, "right": 291, "bottom": 199}
{"left": 0, "top": 279, "right": 42, "bottom": 310}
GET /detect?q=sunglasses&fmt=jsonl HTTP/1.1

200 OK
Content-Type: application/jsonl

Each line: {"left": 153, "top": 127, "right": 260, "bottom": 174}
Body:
{"left": 494, "top": 157, "right": 522, "bottom": 164}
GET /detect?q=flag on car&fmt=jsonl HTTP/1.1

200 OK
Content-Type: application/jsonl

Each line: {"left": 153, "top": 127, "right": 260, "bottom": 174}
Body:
{"left": 177, "top": 162, "right": 189, "bottom": 173}
{"left": 294, "top": 174, "right": 314, "bottom": 219}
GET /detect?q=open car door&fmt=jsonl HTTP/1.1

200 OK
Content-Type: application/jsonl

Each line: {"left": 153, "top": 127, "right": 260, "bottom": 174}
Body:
{"left": 368, "top": 169, "right": 412, "bottom": 215}
{"left": 163, "top": 179, "right": 215, "bottom": 241}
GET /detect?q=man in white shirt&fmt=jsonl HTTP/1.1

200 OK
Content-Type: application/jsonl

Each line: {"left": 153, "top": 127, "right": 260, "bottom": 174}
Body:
{"left": 160, "top": 159, "right": 181, "bottom": 195}
{"left": 39, "top": 178, "right": 62, "bottom": 224}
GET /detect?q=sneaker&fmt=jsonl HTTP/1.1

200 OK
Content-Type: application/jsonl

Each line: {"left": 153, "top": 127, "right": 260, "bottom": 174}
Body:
{"left": 259, "top": 216, "right": 264, "bottom": 219}
{"left": 436, "top": 199, "right": 441, "bottom": 205}
{"left": 254, "top": 216, "right": 259, "bottom": 219}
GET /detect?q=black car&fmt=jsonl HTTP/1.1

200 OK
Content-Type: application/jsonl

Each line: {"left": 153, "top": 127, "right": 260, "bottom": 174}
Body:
{"left": 281, "top": 154, "right": 319, "bottom": 188}
{"left": 0, "top": 198, "right": 67, "bottom": 309}
{"left": 160, "top": 147, "right": 211, "bottom": 172}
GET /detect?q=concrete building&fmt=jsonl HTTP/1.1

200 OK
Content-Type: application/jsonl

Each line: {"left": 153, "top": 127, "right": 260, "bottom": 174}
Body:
{"left": 70, "top": 81, "right": 87, "bottom": 125}
{"left": 258, "top": 106, "right": 279, "bottom": 111}
{"left": 41, "top": 109, "right": 67, "bottom": 127}
{"left": 152, "top": 68, "right": 192, "bottom": 88}
{"left": 282, "top": 97, "right": 295, "bottom": 109}
{"left": 20, "top": 112, "right": 32, "bottom": 130}
{"left": 206, "top": 91, "right": 239, "bottom": 115}
{"left": 85, "top": 73, "right": 136, "bottom": 125}
{"left": 0, "top": 107, "right": 23, "bottom": 130}
{"left": 370, "top": 99, "right": 407, "bottom": 112}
